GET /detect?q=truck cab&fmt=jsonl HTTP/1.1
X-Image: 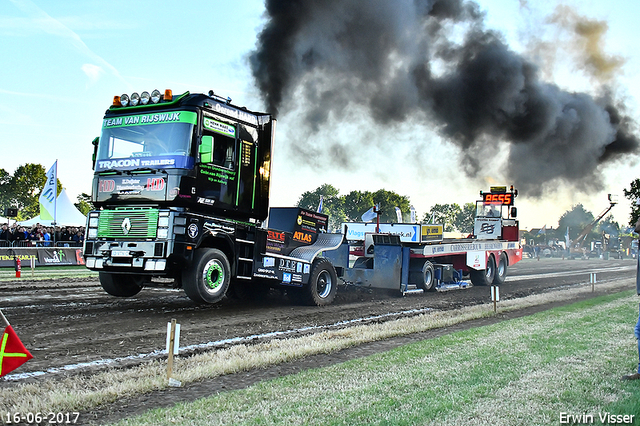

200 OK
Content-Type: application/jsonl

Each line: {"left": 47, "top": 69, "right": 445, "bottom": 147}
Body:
{"left": 84, "top": 90, "right": 277, "bottom": 302}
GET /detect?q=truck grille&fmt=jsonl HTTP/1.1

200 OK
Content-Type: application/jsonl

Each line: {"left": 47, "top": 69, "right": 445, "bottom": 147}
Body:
{"left": 97, "top": 208, "right": 159, "bottom": 239}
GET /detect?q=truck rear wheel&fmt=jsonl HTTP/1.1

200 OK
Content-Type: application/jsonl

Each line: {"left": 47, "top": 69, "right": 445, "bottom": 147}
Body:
{"left": 469, "top": 254, "right": 496, "bottom": 286}
{"left": 99, "top": 272, "right": 144, "bottom": 297}
{"left": 298, "top": 258, "right": 338, "bottom": 306}
{"left": 183, "top": 248, "right": 230, "bottom": 304}
{"left": 420, "top": 261, "right": 436, "bottom": 292}
{"left": 493, "top": 253, "right": 508, "bottom": 285}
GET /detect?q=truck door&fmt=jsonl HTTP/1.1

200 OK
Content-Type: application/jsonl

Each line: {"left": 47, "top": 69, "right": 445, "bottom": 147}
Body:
{"left": 196, "top": 117, "right": 238, "bottom": 208}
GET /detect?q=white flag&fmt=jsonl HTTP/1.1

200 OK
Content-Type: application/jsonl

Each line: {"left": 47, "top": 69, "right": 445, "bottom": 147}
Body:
{"left": 361, "top": 207, "right": 376, "bottom": 222}
{"left": 410, "top": 205, "right": 416, "bottom": 223}
{"left": 394, "top": 206, "right": 402, "bottom": 223}
{"left": 39, "top": 161, "right": 57, "bottom": 221}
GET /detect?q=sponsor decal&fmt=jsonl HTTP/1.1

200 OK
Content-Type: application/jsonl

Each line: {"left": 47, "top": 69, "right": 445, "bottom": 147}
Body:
{"left": 278, "top": 258, "right": 299, "bottom": 272}
{"left": 40, "top": 249, "right": 72, "bottom": 265}
{"left": 263, "top": 257, "right": 275, "bottom": 267}
{"left": 212, "top": 103, "right": 259, "bottom": 126}
{"left": 199, "top": 164, "right": 237, "bottom": 185}
{"left": 256, "top": 268, "right": 276, "bottom": 275}
{"left": 267, "top": 230, "right": 285, "bottom": 242}
{"left": 303, "top": 264, "right": 310, "bottom": 274}
{"left": 293, "top": 231, "right": 312, "bottom": 243}
{"left": 99, "top": 179, "right": 115, "bottom": 192}
{"left": 187, "top": 224, "right": 199, "bottom": 239}
{"left": 197, "top": 197, "right": 216, "bottom": 205}
{"left": 292, "top": 274, "right": 303, "bottom": 282}
{"left": 203, "top": 117, "right": 236, "bottom": 138}
{"left": 480, "top": 223, "right": 496, "bottom": 234}
{"left": 282, "top": 272, "right": 292, "bottom": 283}
{"left": 203, "top": 221, "right": 235, "bottom": 234}
{"left": 96, "top": 155, "right": 193, "bottom": 171}
{"left": 103, "top": 111, "right": 197, "bottom": 129}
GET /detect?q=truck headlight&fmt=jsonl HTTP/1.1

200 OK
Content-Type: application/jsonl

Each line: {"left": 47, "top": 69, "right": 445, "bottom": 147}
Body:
{"left": 88, "top": 228, "right": 98, "bottom": 238}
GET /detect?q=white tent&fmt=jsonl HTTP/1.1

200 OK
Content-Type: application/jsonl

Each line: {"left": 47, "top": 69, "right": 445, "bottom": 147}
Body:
{"left": 20, "top": 189, "right": 87, "bottom": 227}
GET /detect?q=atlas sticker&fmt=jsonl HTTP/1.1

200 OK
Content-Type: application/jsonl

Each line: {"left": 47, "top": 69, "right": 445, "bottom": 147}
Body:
{"left": 188, "top": 224, "right": 199, "bottom": 239}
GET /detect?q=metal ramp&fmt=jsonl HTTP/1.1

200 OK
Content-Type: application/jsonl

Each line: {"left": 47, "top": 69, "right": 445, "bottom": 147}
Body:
{"left": 289, "top": 233, "right": 344, "bottom": 263}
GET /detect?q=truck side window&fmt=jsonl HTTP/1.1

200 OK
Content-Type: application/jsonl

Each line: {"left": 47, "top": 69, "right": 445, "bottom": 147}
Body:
{"left": 201, "top": 131, "right": 235, "bottom": 169}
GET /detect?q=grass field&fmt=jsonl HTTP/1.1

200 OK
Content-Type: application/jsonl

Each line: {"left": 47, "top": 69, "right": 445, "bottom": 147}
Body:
{"left": 112, "top": 291, "right": 640, "bottom": 426}
{"left": 0, "top": 265, "right": 97, "bottom": 281}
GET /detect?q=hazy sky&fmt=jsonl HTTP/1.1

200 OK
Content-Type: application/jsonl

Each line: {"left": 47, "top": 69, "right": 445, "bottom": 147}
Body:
{"left": 1, "top": 0, "right": 638, "bottom": 229}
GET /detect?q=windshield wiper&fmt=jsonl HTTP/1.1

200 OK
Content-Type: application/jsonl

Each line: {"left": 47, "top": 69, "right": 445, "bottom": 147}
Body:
{"left": 99, "top": 169, "right": 123, "bottom": 175}
{"left": 129, "top": 167, "right": 163, "bottom": 174}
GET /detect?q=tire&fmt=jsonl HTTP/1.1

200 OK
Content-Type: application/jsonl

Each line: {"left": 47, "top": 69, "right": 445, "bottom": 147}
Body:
{"left": 493, "top": 253, "right": 508, "bottom": 285}
{"left": 99, "top": 272, "right": 144, "bottom": 297}
{"left": 469, "top": 254, "right": 496, "bottom": 286}
{"left": 298, "top": 258, "right": 338, "bottom": 306}
{"left": 420, "top": 261, "right": 436, "bottom": 292}
{"left": 183, "top": 248, "right": 230, "bottom": 304}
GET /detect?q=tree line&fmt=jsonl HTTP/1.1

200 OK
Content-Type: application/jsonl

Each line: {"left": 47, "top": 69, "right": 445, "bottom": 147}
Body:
{"left": 0, "top": 164, "right": 93, "bottom": 221}
{"left": 298, "top": 182, "right": 640, "bottom": 242}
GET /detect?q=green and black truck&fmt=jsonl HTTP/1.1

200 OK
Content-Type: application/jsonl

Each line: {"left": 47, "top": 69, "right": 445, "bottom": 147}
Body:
{"left": 84, "top": 89, "right": 343, "bottom": 305}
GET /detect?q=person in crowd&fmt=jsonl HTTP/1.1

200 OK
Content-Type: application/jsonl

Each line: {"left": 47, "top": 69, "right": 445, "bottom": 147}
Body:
{"left": 622, "top": 218, "right": 640, "bottom": 380}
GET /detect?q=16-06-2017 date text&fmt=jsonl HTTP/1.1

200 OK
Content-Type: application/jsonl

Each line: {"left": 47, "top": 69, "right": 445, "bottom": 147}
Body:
{"left": 4, "top": 412, "right": 80, "bottom": 424}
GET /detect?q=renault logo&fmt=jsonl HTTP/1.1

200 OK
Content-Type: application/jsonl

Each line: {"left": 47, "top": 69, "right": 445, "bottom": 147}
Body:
{"left": 121, "top": 217, "right": 131, "bottom": 235}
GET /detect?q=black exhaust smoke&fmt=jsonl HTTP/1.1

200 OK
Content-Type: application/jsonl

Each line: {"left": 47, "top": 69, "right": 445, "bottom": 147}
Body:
{"left": 249, "top": 0, "right": 639, "bottom": 196}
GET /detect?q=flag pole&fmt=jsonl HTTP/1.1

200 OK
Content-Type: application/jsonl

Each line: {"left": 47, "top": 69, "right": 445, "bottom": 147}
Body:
{"left": 54, "top": 159, "right": 58, "bottom": 230}
{"left": 0, "top": 308, "right": 10, "bottom": 327}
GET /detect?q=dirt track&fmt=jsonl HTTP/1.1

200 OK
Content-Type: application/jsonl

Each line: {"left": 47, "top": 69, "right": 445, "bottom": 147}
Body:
{"left": 0, "top": 257, "right": 636, "bottom": 423}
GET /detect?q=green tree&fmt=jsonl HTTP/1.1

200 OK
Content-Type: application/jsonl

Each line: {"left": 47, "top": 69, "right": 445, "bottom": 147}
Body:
{"left": 557, "top": 204, "right": 596, "bottom": 245}
{"left": 371, "top": 189, "right": 411, "bottom": 223}
{"left": 423, "top": 203, "right": 463, "bottom": 232}
{"left": 454, "top": 202, "right": 476, "bottom": 234}
{"left": 0, "top": 168, "right": 12, "bottom": 214}
{"left": 75, "top": 193, "right": 94, "bottom": 216}
{"left": 0, "top": 164, "right": 63, "bottom": 221}
{"left": 297, "top": 184, "right": 345, "bottom": 231}
{"left": 623, "top": 178, "right": 640, "bottom": 226}
{"left": 343, "top": 190, "right": 375, "bottom": 222}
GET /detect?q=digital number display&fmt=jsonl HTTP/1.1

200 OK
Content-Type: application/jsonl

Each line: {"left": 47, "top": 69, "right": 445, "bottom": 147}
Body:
{"left": 483, "top": 192, "right": 514, "bottom": 206}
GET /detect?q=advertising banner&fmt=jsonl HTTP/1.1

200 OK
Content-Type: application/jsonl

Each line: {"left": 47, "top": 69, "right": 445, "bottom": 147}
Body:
{"left": 0, "top": 248, "right": 85, "bottom": 268}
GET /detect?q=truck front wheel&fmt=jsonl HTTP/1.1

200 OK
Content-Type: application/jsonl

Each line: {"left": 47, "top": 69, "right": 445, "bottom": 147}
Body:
{"left": 469, "top": 254, "right": 496, "bottom": 286}
{"left": 99, "top": 272, "right": 144, "bottom": 297}
{"left": 298, "top": 258, "right": 338, "bottom": 306}
{"left": 183, "top": 248, "right": 230, "bottom": 304}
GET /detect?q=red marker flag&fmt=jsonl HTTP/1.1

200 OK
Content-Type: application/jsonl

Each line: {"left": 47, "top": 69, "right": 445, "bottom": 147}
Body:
{"left": 0, "top": 325, "right": 33, "bottom": 377}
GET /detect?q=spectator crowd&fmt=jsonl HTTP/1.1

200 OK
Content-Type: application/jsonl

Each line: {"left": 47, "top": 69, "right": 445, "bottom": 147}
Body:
{"left": 0, "top": 222, "right": 85, "bottom": 247}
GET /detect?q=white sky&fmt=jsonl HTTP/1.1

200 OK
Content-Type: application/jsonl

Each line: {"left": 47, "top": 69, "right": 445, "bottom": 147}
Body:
{"left": 0, "top": 0, "right": 638, "bottom": 230}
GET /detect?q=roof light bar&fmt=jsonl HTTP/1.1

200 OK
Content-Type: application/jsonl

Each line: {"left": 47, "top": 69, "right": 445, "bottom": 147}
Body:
{"left": 112, "top": 89, "right": 173, "bottom": 107}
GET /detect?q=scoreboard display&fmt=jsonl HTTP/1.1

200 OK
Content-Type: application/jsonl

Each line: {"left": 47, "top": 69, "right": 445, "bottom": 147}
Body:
{"left": 481, "top": 186, "right": 517, "bottom": 206}
{"left": 482, "top": 192, "right": 515, "bottom": 206}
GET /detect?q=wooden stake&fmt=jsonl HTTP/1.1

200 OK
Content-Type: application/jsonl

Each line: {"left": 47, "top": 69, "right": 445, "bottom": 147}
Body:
{"left": 0, "top": 308, "right": 9, "bottom": 327}
{"left": 167, "top": 318, "right": 176, "bottom": 379}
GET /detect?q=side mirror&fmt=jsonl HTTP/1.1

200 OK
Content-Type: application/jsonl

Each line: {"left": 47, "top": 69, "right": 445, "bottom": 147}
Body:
{"left": 510, "top": 207, "right": 517, "bottom": 218}
{"left": 199, "top": 135, "right": 213, "bottom": 163}
{"left": 91, "top": 137, "right": 99, "bottom": 170}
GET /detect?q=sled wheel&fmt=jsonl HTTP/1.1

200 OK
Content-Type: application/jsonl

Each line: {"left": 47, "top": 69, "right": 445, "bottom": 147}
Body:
{"left": 183, "top": 248, "right": 230, "bottom": 304}
{"left": 99, "top": 272, "right": 144, "bottom": 297}
{"left": 420, "top": 261, "right": 436, "bottom": 292}
{"left": 492, "top": 253, "right": 508, "bottom": 285}
{"left": 469, "top": 254, "right": 496, "bottom": 286}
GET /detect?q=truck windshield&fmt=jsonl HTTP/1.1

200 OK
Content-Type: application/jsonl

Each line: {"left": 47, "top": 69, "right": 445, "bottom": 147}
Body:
{"left": 96, "top": 111, "right": 196, "bottom": 172}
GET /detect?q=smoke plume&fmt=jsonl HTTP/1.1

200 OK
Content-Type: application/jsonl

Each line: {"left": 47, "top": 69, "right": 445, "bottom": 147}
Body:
{"left": 249, "top": 0, "right": 639, "bottom": 196}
